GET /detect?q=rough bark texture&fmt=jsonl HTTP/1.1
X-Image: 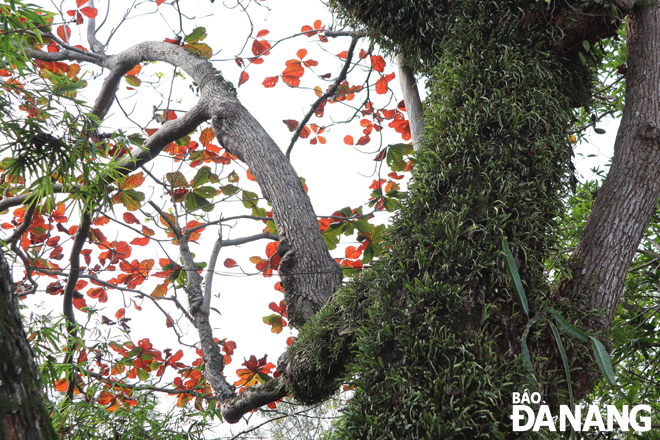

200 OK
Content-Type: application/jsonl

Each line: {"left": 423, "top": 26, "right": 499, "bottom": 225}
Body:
{"left": 0, "top": 247, "right": 57, "bottom": 440}
{"left": 559, "top": 2, "right": 660, "bottom": 330}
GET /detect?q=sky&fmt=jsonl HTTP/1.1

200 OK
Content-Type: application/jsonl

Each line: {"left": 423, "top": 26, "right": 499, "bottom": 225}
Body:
{"left": 9, "top": 0, "right": 621, "bottom": 436}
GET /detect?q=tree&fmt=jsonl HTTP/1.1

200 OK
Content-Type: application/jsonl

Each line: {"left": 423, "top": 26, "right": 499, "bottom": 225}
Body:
{"left": 1, "top": 0, "right": 658, "bottom": 439}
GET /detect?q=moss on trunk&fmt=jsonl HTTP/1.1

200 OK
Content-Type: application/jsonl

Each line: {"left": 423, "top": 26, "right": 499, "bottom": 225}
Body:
{"left": 286, "top": 1, "right": 620, "bottom": 438}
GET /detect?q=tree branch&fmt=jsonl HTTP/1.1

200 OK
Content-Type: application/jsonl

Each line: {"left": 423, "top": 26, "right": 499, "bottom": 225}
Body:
{"left": 285, "top": 35, "right": 359, "bottom": 159}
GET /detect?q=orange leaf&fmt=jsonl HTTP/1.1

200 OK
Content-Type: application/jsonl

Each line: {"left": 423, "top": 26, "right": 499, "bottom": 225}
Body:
{"left": 238, "top": 71, "right": 249, "bottom": 87}
{"left": 199, "top": 127, "right": 214, "bottom": 146}
{"left": 265, "top": 241, "right": 278, "bottom": 258}
{"left": 151, "top": 282, "right": 169, "bottom": 298}
{"left": 246, "top": 168, "right": 256, "bottom": 181}
{"left": 282, "top": 60, "right": 304, "bottom": 87}
{"left": 55, "top": 378, "right": 68, "bottom": 392}
{"left": 123, "top": 172, "right": 145, "bottom": 190}
{"left": 57, "top": 25, "right": 71, "bottom": 42}
{"left": 262, "top": 76, "right": 278, "bottom": 88}
{"left": 337, "top": 51, "right": 347, "bottom": 60}
{"left": 115, "top": 308, "right": 125, "bottom": 319}
{"left": 88, "top": 287, "right": 108, "bottom": 303}
{"left": 256, "top": 29, "right": 269, "bottom": 38}
{"left": 156, "top": 0, "right": 166, "bottom": 5}
{"left": 299, "top": 126, "right": 311, "bottom": 139}
{"left": 344, "top": 135, "right": 354, "bottom": 145}
{"left": 250, "top": 256, "right": 264, "bottom": 264}
{"left": 296, "top": 48, "right": 307, "bottom": 60}
{"left": 371, "top": 55, "right": 386, "bottom": 73}
{"left": 145, "top": 128, "right": 158, "bottom": 136}
{"left": 126, "top": 64, "right": 141, "bottom": 76}
{"left": 130, "top": 236, "right": 150, "bottom": 246}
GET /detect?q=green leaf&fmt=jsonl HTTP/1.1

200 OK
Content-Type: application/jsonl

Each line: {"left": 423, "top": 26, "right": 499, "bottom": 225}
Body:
{"left": 125, "top": 75, "right": 141, "bottom": 87}
{"left": 550, "top": 323, "right": 575, "bottom": 413}
{"left": 386, "top": 147, "right": 406, "bottom": 172}
{"left": 362, "top": 243, "right": 375, "bottom": 264}
{"left": 594, "top": 127, "right": 606, "bottom": 134}
{"left": 547, "top": 307, "right": 589, "bottom": 343}
{"left": 591, "top": 337, "right": 616, "bottom": 386}
{"left": 184, "top": 27, "right": 207, "bottom": 43}
{"left": 242, "top": 190, "right": 259, "bottom": 209}
{"left": 502, "top": 239, "right": 528, "bottom": 317}
{"left": 220, "top": 184, "right": 239, "bottom": 196}
{"left": 582, "top": 40, "right": 590, "bottom": 52}
{"left": 185, "top": 192, "right": 214, "bottom": 212}
{"left": 193, "top": 186, "right": 216, "bottom": 199}
{"left": 191, "top": 166, "right": 218, "bottom": 187}
{"left": 521, "top": 312, "right": 543, "bottom": 374}
{"left": 165, "top": 171, "right": 189, "bottom": 188}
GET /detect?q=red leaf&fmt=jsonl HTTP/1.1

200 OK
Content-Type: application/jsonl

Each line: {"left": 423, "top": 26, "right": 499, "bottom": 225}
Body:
{"left": 344, "top": 135, "right": 354, "bottom": 145}
{"left": 156, "top": 0, "right": 166, "bottom": 5}
{"left": 123, "top": 212, "right": 140, "bottom": 224}
{"left": 235, "top": 57, "right": 244, "bottom": 67}
{"left": 252, "top": 39, "right": 271, "bottom": 57}
{"left": 246, "top": 168, "right": 256, "bottom": 181}
{"left": 224, "top": 258, "right": 238, "bottom": 268}
{"left": 256, "top": 29, "right": 269, "bottom": 38}
{"left": 371, "top": 55, "right": 386, "bottom": 73}
{"left": 76, "top": 0, "right": 88, "bottom": 6}
{"left": 115, "top": 308, "right": 125, "bottom": 319}
{"left": 80, "top": 6, "right": 98, "bottom": 18}
{"left": 337, "top": 51, "right": 347, "bottom": 60}
{"left": 282, "top": 119, "right": 299, "bottom": 132}
{"left": 262, "top": 76, "right": 279, "bottom": 88}
{"left": 238, "top": 71, "right": 249, "bottom": 87}
{"left": 374, "top": 149, "right": 387, "bottom": 161}
{"left": 299, "top": 126, "right": 311, "bottom": 139}
{"left": 357, "top": 135, "right": 370, "bottom": 146}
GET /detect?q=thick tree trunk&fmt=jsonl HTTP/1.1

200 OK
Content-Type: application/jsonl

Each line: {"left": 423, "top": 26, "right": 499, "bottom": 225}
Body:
{"left": 558, "top": 2, "right": 660, "bottom": 330}
{"left": 0, "top": 247, "right": 57, "bottom": 440}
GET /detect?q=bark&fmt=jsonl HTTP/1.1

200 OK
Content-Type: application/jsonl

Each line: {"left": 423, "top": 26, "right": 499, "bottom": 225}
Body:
{"left": 395, "top": 54, "right": 424, "bottom": 151}
{"left": 558, "top": 2, "right": 660, "bottom": 330}
{"left": 0, "top": 247, "right": 57, "bottom": 440}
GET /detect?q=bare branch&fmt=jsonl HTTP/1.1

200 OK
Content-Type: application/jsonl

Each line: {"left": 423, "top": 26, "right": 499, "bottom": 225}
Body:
{"left": 286, "top": 35, "right": 359, "bottom": 159}
{"left": 202, "top": 228, "right": 223, "bottom": 315}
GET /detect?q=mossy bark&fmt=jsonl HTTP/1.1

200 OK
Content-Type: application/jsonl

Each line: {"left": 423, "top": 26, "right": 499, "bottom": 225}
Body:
{"left": 286, "top": 1, "right": 620, "bottom": 438}
{"left": 0, "top": 247, "right": 57, "bottom": 440}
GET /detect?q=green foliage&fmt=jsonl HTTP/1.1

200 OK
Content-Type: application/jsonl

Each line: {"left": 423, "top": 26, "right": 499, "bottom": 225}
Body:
{"left": 288, "top": 1, "right": 621, "bottom": 438}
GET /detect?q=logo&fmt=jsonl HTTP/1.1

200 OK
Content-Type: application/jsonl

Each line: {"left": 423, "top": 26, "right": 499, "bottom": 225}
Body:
{"left": 511, "top": 391, "right": 652, "bottom": 432}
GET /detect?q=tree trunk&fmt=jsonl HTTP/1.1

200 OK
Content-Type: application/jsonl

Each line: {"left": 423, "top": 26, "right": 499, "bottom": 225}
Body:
{"left": 0, "top": 247, "right": 57, "bottom": 440}
{"left": 558, "top": 2, "right": 660, "bottom": 331}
